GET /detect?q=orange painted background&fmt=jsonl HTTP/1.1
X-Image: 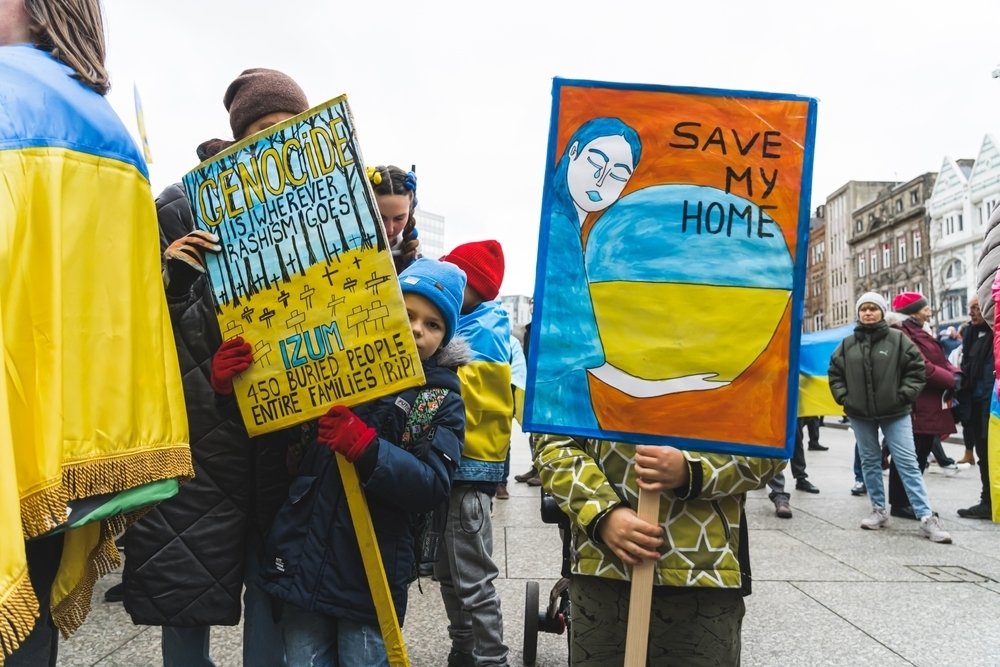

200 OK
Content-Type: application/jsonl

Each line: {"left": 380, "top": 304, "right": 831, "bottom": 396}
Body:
{"left": 556, "top": 84, "right": 813, "bottom": 449}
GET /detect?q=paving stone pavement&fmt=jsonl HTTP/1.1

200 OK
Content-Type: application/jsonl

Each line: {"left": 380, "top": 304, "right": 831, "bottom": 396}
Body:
{"left": 57, "top": 422, "right": 1000, "bottom": 666}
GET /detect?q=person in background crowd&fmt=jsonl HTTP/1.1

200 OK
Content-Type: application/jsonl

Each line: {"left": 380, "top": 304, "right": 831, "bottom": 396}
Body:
{"left": 121, "top": 67, "right": 309, "bottom": 667}
{"left": 939, "top": 325, "right": 962, "bottom": 357}
{"left": 828, "top": 292, "right": 952, "bottom": 543}
{"left": 956, "top": 296, "right": 994, "bottom": 519}
{"left": 975, "top": 203, "right": 1000, "bottom": 523}
{"left": 803, "top": 416, "right": 827, "bottom": 451}
{"left": 886, "top": 292, "right": 962, "bottom": 522}
{"left": 0, "top": 1, "right": 190, "bottom": 663}
{"left": 768, "top": 417, "right": 821, "bottom": 519}
{"left": 436, "top": 241, "right": 513, "bottom": 667}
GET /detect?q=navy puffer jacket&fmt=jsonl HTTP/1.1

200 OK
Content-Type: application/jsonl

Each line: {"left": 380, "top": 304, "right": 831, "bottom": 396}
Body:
{"left": 261, "top": 341, "right": 467, "bottom": 626}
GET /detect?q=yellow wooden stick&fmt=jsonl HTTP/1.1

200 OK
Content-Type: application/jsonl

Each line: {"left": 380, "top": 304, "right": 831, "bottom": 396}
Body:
{"left": 336, "top": 454, "right": 411, "bottom": 667}
{"left": 624, "top": 487, "right": 660, "bottom": 666}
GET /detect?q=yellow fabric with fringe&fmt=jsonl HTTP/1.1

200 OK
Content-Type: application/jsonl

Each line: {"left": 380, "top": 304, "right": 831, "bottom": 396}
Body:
{"left": 0, "top": 145, "right": 191, "bottom": 662}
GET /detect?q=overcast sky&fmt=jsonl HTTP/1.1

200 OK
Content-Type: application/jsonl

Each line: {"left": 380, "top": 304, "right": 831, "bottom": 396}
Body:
{"left": 102, "top": 0, "right": 1000, "bottom": 296}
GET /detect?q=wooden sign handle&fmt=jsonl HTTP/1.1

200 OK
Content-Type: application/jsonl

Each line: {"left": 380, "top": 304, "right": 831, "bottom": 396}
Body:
{"left": 336, "top": 455, "right": 411, "bottom": 667}
{"left": 624, "top": 487, "right": 660, "bottom": 666}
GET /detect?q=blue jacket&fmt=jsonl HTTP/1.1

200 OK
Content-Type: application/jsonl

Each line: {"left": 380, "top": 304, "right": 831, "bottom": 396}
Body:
{"left": 260, "top": 340, "right": 467, "bottom": 626}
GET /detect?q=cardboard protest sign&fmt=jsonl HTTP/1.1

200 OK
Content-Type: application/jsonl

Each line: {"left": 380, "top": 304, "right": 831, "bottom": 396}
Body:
{"left": 182, "top": 96, "right": 424, "bottom": 436}
{"left": 524, "top": 78, "right": 818, "bottom": 458}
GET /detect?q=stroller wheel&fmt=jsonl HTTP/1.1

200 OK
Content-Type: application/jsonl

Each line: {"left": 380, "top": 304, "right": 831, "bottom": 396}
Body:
{"left": 522, "top": 580, "right": 540, "bottom": 665}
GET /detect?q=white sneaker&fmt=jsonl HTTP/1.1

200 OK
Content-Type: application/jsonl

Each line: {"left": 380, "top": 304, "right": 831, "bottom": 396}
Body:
{"left": 860, "top": 507, "right": 889, "bottom": 530}
{"left": 920, "top": 513, "right": 953, "bottom": 544}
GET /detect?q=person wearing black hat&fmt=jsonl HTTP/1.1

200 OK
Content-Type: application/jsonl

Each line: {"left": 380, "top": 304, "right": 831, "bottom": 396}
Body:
{"left": 118, "top": 68, "right": 310, "bottom": 667}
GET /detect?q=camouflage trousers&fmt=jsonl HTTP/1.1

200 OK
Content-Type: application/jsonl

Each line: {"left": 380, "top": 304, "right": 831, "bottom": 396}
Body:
{"left": 569, "top": 575, "right": 744, "bottom": 666}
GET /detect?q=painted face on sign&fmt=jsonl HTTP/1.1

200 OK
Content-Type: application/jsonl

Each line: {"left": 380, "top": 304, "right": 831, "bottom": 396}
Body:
{"left": 566, "top": 134, "right": 636, "bottom": 217}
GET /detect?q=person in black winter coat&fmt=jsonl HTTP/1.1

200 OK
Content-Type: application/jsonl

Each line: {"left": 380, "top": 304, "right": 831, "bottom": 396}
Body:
{"left": 261, "top": 259, "right": 469, "bottom": 666}
{"left": 121, "top": 68, "right": 310, "bottom": 667}
{"left": 956, "top": 296, "right": 994, "bottom": 519}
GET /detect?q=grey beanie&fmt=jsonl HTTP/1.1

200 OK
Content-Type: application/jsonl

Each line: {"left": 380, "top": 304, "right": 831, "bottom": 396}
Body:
{"left": 856, "top": 291, "right": 888, "bottom": 316}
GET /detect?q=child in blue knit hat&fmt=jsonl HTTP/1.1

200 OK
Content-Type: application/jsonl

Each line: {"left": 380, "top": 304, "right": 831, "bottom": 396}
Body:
{"left": 261, "top": 258, "right": 470, "bottom": 666}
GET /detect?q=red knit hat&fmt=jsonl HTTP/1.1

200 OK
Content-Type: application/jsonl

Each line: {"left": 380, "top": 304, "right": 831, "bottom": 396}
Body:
{"left": 441, "top": 240, "right": 505, "bottom": 301}
{"left": 892, "top": 291, "right": 928, "bottom": 315}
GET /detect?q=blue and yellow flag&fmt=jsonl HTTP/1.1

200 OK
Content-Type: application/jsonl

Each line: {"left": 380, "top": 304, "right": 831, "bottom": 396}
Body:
{"left": 455, "top": 301, "right": 513, "bottom": 481}
{"left": 133, "top": 83, "right": 153, "bottom": 164}
{"left": 0, "top": 45, "right": 189, "bottom": 654}
{"left": 988, "top": 385, "right": 1000, "bottom": 522}
{"left": 798, "top": 324, "right": 853, "bottom": 418}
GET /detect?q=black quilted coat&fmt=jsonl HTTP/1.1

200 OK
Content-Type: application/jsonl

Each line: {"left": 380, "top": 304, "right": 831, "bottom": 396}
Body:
{"left": 123, "top": 184, "right": 294, "bottom": 626}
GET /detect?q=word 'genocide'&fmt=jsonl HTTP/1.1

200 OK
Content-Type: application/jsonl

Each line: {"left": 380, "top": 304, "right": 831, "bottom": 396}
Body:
{"left": 195, "top": 114, "right": 354, "bottom": 225}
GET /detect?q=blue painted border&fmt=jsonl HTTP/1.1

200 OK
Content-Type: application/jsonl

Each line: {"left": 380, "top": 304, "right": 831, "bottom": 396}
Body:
{"left": 523, "top": 76, "right": 818, "bottom": 460}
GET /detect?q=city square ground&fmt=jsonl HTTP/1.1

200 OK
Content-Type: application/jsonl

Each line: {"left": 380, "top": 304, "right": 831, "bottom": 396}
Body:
{"left": 58, "top": 422, "right": 1000, "bottom": 666}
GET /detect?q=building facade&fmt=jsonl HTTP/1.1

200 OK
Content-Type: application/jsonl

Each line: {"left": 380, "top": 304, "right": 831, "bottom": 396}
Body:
{"left": 413, "top": 208, "right": 446, "bottom": 258}
{"left": 824, "top": 181, "right": 898, "bottom": 327}
{"left": 926, "top": 135, "right": 1000, "bottom": 328}
{"left": 500, "top": 294, "right": 532, "bottom": 331}
{"left": 849, "top": 174, "right": 936, "bottom": 319}
{"left": 804, "top": 206, "right": 826, "bottom": 332}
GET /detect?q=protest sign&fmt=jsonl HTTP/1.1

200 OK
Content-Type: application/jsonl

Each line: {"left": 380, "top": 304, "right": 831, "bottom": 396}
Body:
{"left": 182, "top": 96, "right": 424, "bottom": 436}
{"left": 524, "top": 78, "right": 818, "bottom": 458}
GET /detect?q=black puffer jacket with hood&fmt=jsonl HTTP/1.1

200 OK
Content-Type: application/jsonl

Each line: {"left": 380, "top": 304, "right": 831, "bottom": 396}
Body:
{"left": 123, "top": 183, "right": 294, "bottom": 626}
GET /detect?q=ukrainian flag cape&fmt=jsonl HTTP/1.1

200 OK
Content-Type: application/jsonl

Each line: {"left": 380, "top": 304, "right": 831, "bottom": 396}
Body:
{"left": 454, "top": 301, "right": 512, "bottom": 482}
{"left": 798, "top": 324, "right": 853, "bottom": 418}
{"left": 988, "top": 388, "right": 1000, "bottom": 523}
{"left": 0, "top": 46, "right": 190, "bottom": 659}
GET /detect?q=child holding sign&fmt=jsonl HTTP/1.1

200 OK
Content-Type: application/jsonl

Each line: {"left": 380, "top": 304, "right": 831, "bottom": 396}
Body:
{"left": 535, "top": 436, "right": 784, "bottom": 664}
{"left": 260, "top": 258, "right": 469, "bottom": 666}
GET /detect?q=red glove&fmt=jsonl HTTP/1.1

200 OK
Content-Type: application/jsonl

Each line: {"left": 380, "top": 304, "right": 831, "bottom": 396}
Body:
{"left": 317, "top": 405, "right": 377, "bottom": 462}
{"left": 210, "top": 336, "right": 253, "bottom": 395}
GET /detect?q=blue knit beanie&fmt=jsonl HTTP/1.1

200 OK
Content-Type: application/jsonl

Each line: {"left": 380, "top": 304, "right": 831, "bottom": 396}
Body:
{"left": 399, "top": 258, "right": 467, "bottom": 345}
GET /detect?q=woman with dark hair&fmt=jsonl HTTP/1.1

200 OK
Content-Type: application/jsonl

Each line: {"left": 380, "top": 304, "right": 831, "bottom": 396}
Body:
{"left": 368, "top": 164, "right": 421, "bottom": 274}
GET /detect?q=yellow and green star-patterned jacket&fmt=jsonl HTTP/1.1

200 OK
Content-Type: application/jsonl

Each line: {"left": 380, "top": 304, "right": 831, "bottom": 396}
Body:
{"left": 535, "top": 435, "right": 784, "bottom": 587}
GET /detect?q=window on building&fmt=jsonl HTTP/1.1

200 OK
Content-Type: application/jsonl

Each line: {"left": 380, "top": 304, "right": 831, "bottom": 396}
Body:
{"left": 944, "top": 258, "right": 964, "bottom": 282}
{"left": 897, "top": 237, "right": 907, "bottom": 263}
{"left": 913, "top": 230, "right": 922, "bottom": 257}
{"left": 855, "top": 219, "right": 863, "bottom": 233}
{"left": 910, "top": 190, "right": 919, "bottom": 205}
{"left": 914, "top": 281, "right": 923, "bottom": 295}
{"left": 945, "top": 216, "right": 954, "bottom": 236}
{"left": 858, "top": 255, "right": 866, "bottom": 278}
{"left": 895, "top": 199, "right": 903, "bottom": 213}
{"left": 870, "top": 250, "right": 878, "bottom": 273}
{"left": 944, "top": 294, "right": 963, "bottom": 321}
{"left": 882, "top": 243, "right": 891, "bottom": 269}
